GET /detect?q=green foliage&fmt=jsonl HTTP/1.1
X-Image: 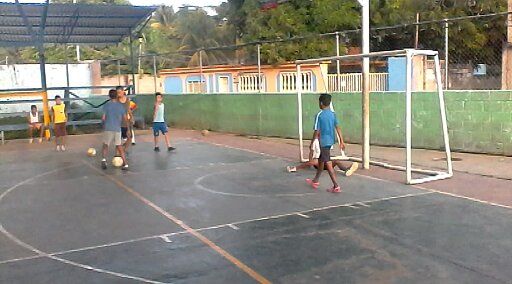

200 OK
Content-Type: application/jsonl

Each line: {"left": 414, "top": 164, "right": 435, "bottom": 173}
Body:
{"left": 240, "top": 0, "right": 355, "bottom": 64}
{"left": 1, "top": 0, "right": 509, "bottom": 71}
{"left": 50, "top": 0, "right": 130, "bottom": 4}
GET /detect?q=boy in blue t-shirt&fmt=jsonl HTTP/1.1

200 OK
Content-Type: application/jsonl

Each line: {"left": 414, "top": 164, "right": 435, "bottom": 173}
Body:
{"left": 306, "top": 93, "right": 346, "bottom": 193}
{"left": 101, "top": 89, "right": 129, "bottom": 170}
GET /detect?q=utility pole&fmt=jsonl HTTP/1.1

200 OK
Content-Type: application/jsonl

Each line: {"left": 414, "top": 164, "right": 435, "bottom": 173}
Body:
{"left": 73, "top": 0, "right": 80, "bottom": 62}
{"left": 358, "top": 0, "right": 370, "bottom": 170}
{"left": 502, "top": 0, "right": 512, "bottom": 89}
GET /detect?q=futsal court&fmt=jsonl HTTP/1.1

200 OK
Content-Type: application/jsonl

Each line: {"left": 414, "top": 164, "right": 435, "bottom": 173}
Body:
{"left": 0, "top": 131, "right": 511, "bottom": 284}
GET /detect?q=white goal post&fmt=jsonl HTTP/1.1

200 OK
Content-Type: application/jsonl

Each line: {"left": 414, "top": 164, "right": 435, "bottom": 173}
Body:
{"left": 295, "top": 49, "right": 453, "bottom": 185}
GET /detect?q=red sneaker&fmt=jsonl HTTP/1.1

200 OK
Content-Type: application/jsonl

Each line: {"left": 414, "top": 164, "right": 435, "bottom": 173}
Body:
{"left": 306, "top": 179, "right": 320, "bottom": 189}
{"left": 327, "top": 186, "right": 342, "bottom": 193}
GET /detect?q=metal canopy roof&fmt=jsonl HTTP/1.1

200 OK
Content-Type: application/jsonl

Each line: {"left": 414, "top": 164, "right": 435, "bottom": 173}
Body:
{"left": 0, "top": 2, "right": 156, "bottom": 46}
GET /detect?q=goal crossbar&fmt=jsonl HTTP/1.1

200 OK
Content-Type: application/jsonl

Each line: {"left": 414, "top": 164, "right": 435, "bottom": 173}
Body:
{"left": 295, "top": 49, "right": 453, "bottom": 185}
{"left": 296, "top": 49, "right": 438, "bottom": 65}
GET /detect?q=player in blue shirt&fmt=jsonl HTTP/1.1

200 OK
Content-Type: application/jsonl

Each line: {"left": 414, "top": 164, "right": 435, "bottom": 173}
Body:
{"left": 101, "top": 89, "right": 128, "bottom": 170}
{"left": 306, "top": 93, "right": 345, "bottom": 193}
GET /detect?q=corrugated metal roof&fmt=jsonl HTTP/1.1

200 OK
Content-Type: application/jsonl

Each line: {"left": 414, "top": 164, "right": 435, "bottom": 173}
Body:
{"left": 0, "top": 2, "right": 155, "bottom": 46}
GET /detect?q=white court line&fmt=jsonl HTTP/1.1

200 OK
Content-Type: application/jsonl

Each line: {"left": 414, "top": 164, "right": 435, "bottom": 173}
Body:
{"left": 353, "top": 172, "right": 512, "bottom": 211}
{"left": 0, "top": 255, "right": 42, "bottom": 265}
{"left": 346, "top": 205, "right": 360, "bottom": 209}
{"left": 190, "top": 138, "right": 287, "bottom": 161}
{"left": 194, "top": 170, "right": 316, "bottom": 198}
{"left": 228, "top": 224, "right": 240, "bottom": 230}
{"left": 0, "top": 191, "right": 432, "bottom": 266}
{"left": 160, "top": 236, "right": 172, "bottom": 243}
{"left": 119, "top": 158, "right": 278, "bottom": 178}
{"left": 226, "top": 192, "right": 434, "bottom": 228}
{"left": 413, "top": 184, "right": 512, "bottom": 210}
{"left": 0, "top": 165, "right": 168, "bottom": 284}
{"left": 296, "top": 213, "right": 310, "bottom": 218}
{"left": 196, "top": 138, "right": 512, "bottom": 211}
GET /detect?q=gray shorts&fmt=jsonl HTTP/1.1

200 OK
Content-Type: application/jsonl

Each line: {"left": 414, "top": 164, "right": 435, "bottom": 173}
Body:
{"left": 319, "top": 147, "right": 332, "bottom": 163}
{"left": 103, "top": 131, "right": 122, "bottom": 146}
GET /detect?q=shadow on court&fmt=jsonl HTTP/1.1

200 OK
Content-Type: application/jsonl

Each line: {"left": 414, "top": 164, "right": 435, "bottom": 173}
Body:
{"left": 0, "top": 134, "right": 511, "bottom": 284}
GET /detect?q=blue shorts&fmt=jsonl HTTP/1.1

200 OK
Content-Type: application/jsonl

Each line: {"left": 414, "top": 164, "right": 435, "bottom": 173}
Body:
{"left": 153, "top": 122, "right": 168, "bottom": 136}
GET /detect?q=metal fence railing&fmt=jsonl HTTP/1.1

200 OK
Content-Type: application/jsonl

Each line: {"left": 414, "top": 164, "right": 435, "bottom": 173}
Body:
{"left": 328, "top": 73, "right": 388, "bottom": 92}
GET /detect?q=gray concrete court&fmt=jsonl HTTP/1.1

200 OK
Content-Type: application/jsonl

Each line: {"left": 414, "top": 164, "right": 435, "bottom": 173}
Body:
{"left": 0, "top": 137, "right": 511, "bottom": 284}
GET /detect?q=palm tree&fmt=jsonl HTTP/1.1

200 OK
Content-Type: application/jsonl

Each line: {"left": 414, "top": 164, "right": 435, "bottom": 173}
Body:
{"left": 175, "top": 9, "right": 230, "bottom": 67}
{"left": 152, "top": 5, "right": 176, "bottom": 29}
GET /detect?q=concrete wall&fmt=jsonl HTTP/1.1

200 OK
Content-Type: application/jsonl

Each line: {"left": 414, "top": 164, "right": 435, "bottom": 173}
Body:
{"left": 135, "top": 91, "right": 512, "bottom": 156}
{"left": 0, "top": 63, "right": 93, "bottom": 96}
{"left": 0, "top": 63, "right": 93, "bottom": 113}
{"left": 99, "top": 74, "right": 163, "bottom": 94}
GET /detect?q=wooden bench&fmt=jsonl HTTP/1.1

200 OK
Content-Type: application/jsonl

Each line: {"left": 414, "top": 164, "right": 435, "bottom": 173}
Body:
{"left": 0, "top": 119, "right": 103, "bottom": 145}
{"left": 1, "top": 102, "right": 146, "bottom": 144}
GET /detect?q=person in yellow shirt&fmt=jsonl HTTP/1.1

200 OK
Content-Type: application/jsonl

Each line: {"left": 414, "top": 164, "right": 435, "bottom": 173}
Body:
{"left": 51, "top": 95, "right": 67, "bottom": 151}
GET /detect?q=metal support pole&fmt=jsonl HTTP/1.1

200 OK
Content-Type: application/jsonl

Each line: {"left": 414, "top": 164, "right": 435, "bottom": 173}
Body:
{"left": 296, "top": 64, "right": 304, "bottom": 162}
{"left": 415, "top": 13, "right": 420, "bottom": 49}
{"left": 76, "top": 46, "right": 80, "bottom": 62}
{"left": 434, "top": 53, "right": 453, "bottom": 176}
{"left": 361, "top": 0, "right": 371, "bottom": 169}
{"left": 153, "top": 55, "right": 157, "bottom": 93}
{"left": 336, "top": 32, "right": 341, "bottom": 92}
{"left": 72, "top": 0, "right": 79, "bottom": 62}
{"left": 117, "top": 60, "right": 121, "bottom": 86}
{"left": 129, "top": 35, "right": 136, "bottom": 93}
{"left": 38, "top": 43, "right": 50, "bottom": 139}
{"left": 199, "top": 49, "right": 204, "bottom": 93}
{"left": 257, "top": 44, "right": 262, "bottom": 92}
{"left": 444, "top": 19, "right": 449, "bottom": 90}
{"left": 64, "top": 45, "right": 71, "bottom": 115}
{"left": 405, "top": 50, "right": 413, "bottom": 184}
{"left": 138, "top": 37, "right": 143, "bottom": 76}
{"left": 16, "top": 0, "right": 50, "bottom": 138}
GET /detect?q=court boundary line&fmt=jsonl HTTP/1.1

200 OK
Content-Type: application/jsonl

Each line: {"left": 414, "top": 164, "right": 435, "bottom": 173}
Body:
{"left": 0, "top": 165, "right": 166, "bottom": 284}
{"left": 82, "top": 160, "right": 272, "bottom": 284}
{"left": 194, "top": 138, "right": 512, "bottom": 211}
{"left": 0, "top": 191, "right": 433, "bottom": 266}
{"left": 194, "top": 170, "right": 317, "bottom": 198}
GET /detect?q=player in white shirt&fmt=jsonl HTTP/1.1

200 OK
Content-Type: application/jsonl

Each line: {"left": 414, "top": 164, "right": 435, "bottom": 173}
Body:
{"left": 286, "top": 136, "right": 359, "bottom": 177}
{"left": 27, "top": 105, "right": 45, "bottom": 143}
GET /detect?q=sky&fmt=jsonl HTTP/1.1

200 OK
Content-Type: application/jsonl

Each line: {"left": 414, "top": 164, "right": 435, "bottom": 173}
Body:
{"left": 4, "top": 0, "right": 226, "bottom": 16}
{"left": 4, "top": 0, "right": 226, "bottom": 9}
{"left": 130, "top": 0, "right": 225, "bottom": 8}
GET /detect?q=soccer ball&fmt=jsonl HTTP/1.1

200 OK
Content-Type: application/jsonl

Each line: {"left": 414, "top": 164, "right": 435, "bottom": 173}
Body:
{"left": 87, "top": 148, "right": 96, "bottom": 157}
{"left": 112, "top": 156, "right": 124, "bottom": 168}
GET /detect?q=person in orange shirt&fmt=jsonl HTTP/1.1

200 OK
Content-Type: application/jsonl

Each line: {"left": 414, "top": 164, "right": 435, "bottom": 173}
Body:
{"left": 51, "top": 95, "right": 67, "bottom": 151}
{"left": 129, "top": 100, "right": 137, "bottom": 145}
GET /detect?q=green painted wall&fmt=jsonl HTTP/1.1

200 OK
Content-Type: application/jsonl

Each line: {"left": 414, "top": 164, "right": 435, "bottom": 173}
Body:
{"left": 136, "top": 91, "right": 512, "bottom": 156}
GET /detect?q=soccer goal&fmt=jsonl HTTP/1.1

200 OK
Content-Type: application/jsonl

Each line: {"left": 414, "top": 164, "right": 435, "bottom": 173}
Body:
{"left": 295, "top": 49, "right": 453, "bottom": 185}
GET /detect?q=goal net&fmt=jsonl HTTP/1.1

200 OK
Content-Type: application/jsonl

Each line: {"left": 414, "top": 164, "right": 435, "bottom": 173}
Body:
{"left": 295, "top": 49, "right": 453, "bottom": 185}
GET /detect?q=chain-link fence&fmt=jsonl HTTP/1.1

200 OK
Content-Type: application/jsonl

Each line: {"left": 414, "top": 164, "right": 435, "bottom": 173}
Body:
{"left": 2, "top": 13, "right": 506, "bottom": 94}
{"left": 130, "top": 12, "right": 508, "bottom": 92}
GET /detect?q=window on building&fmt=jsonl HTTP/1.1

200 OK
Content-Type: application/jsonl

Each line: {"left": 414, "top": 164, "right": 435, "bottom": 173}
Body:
{"left": 279, "top": 71, "right": 313, "bottom": 92}
{"left": 186, "top": 80, "right": 206, "bottom": 94}
{"left": 239, "top": 73, "right": 265, "bottom": 93}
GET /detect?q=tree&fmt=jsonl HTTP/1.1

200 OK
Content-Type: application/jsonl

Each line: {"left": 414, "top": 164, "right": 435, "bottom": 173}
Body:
{"left": 174, "top": 9, "right": 230, "bottom": 66}
{"left": 239, "top": 0, "right": 360, "bottom": 64}
{"left": 50, "top": 0, "right": 130, "bottom": 4}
